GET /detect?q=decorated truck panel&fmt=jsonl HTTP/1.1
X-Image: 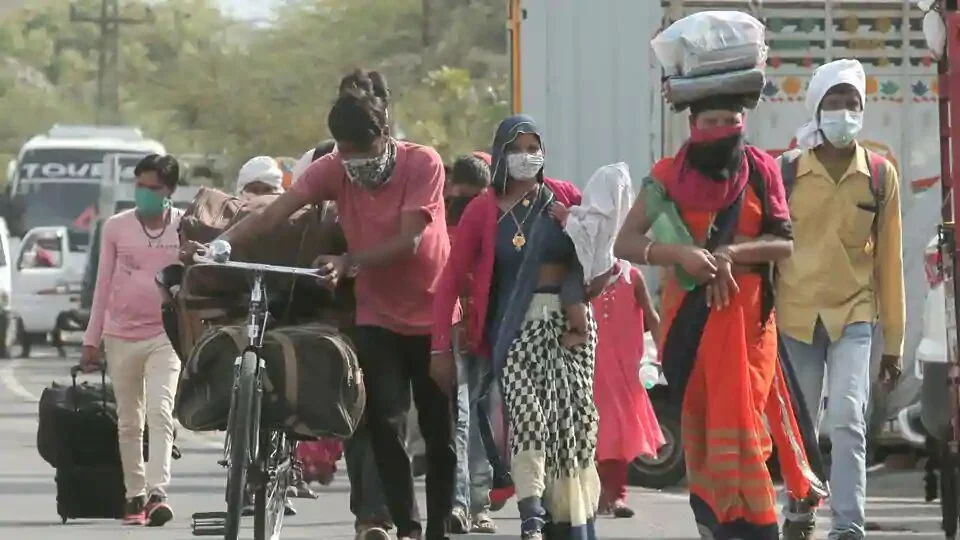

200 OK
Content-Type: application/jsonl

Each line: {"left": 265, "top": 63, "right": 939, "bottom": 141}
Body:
{"left": 520, "top": 0, "right": 938, "bottom": 429}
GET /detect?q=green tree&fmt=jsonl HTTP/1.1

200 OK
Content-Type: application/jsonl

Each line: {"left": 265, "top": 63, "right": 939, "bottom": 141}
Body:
{"left": 0, "top": 0, "right": 511, "bottom": 179}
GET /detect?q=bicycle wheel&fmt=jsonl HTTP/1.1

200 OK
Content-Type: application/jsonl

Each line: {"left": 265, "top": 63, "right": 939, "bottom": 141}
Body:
{"left": 254, "top": 431, "right": 291, "bottom": 540}
{"left": 224, "top": 351, "right": 261, "bottom": 540}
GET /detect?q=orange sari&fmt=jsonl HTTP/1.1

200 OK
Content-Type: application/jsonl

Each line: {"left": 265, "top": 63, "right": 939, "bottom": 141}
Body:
{"left": 654, "top": 160, "right": 824, "bottom": 539}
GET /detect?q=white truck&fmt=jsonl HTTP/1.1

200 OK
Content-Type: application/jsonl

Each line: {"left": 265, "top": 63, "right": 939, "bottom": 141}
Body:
{"left": 3, "top": 125, "right": 166, "bottom": 353}
{"left": 516, "top": 0, "right": 940, "bottom": 486}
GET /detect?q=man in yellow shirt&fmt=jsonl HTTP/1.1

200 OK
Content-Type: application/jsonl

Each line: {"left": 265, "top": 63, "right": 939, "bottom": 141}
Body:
{"left": 777, "top": 59, "right": 905, "bottom": 540}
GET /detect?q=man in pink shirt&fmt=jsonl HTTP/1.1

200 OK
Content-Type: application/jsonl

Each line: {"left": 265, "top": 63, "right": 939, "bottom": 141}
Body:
{"left": 81, "top": 154, "right": 183, "bottom": 528}
{"left": 195, "top": 80, "right": 456, "bottom": 540}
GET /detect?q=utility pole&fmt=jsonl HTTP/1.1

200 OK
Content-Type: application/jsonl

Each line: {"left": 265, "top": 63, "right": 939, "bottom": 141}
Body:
{"left": 69, "top": 0, "right": 154, "bottom": 124}
{"left": 421, "top": 0, "right": 431, "bottom": 47}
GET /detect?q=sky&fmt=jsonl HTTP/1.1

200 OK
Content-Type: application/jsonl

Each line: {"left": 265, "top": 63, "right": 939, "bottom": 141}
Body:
{"left": 218, "top": 0, "right": 277, "bottom": 20}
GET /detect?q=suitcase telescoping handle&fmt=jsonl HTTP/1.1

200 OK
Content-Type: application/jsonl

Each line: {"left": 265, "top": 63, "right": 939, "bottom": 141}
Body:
{"left": 70, "top": 363, "right": 108, "bottom": 413}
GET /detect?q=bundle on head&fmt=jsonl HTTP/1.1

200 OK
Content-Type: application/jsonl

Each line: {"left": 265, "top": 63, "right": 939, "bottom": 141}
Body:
{"left": 666, "top": 76, "right": 763, "bottom": 113}
{"left": 652, "top": 10, "right": 768, "bottom": 113}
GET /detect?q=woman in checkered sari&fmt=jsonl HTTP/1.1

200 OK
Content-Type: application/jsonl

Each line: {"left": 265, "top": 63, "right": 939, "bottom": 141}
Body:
{"left": 432, "top": 115, "right": 601, "bottom": 540}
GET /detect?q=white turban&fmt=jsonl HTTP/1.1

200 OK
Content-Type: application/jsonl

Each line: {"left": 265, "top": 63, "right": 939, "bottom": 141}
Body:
{"left": 795, "top": 59, "right": 866, "bottom": 149}
{"left": 236, "top": 156, "right": 284, "bottom": 194}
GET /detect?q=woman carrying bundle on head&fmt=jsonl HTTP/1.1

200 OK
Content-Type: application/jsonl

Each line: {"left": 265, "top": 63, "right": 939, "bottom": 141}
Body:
{"left": 614, "top": 89, "right": 827, "bottom": 538}
{"left": 614, "top": 11, "right": 828, "bottom": 538}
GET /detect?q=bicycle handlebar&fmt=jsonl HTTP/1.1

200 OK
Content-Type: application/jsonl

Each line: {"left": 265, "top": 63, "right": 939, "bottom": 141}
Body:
{"left": 192, "top": 253, "right": 320, "bottom": 278}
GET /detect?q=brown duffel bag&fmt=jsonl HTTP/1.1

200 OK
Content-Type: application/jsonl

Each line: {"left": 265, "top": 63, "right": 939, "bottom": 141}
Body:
{"left": 178, "top": 187, "right": 344, "bottom": 296}
{"left": 175, "top": 323, "right": 364, "bottom": 438}
{"left": 157, "top": 264, "right": 249, "bottom": 361}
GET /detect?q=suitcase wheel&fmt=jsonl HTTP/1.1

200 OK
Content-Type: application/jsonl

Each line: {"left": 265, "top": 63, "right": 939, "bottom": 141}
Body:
{"left": 60, "top": 516, "right": 67, "bottom": 524}
{"left": 57, "top": 502, "right": 66, "bottom": 524}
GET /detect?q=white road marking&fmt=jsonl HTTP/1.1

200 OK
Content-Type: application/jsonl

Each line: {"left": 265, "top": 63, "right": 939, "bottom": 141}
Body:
{"left": 0, "top": 358, "right": 39, "bottom": 403}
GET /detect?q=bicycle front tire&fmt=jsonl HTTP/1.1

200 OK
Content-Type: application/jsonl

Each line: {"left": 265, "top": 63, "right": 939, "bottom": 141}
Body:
{"left": 253, "top": 431, "right": 290, "bottom": 540}
{"left": 224, "top": 351, "right": 260, "bottom": 540}
{"left": 941, "top": 447, "right": 959, "bottom": 540}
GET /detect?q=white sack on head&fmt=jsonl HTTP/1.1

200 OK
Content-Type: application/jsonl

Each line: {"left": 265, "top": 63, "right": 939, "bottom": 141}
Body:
{"left": 795, "top": 59, "right": 866, "bottom": 149}
{"left": 565, "top": 162, "right": 635, "bottom": 283}
{"left": 651, "top": 10, "right": 767, "bottom": 77}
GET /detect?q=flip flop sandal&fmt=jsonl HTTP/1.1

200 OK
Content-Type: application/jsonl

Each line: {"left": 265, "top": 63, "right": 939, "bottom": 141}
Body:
{"left": 356, "top": 526, "right": 391, "bottom": 540}
{"left": 471, "top": 514, "right": 497, "bottom": 534}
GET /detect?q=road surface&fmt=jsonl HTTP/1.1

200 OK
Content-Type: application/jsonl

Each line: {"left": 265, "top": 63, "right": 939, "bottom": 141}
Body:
{"left": 0, "top": 347, "right": 946, "bottom": 539}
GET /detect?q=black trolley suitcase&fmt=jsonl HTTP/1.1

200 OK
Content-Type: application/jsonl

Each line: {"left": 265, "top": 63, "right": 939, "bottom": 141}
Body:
{"left": 37, "top": 364, "right": 125, "bottom": 522}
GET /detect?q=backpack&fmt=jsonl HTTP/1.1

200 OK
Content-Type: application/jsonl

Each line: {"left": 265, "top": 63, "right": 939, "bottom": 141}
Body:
{"left": 778, "top": 147, "right": 888, "bottom": 245}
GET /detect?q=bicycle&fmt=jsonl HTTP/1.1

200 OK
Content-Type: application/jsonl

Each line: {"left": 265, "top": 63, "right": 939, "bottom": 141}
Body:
{"left": 189, "top": 253, "right": 319, "bottom": 540}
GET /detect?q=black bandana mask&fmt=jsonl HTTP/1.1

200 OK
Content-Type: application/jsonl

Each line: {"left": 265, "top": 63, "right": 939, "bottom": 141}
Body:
{"left": 686, "top": 133, "right": 745, "bottom": 182}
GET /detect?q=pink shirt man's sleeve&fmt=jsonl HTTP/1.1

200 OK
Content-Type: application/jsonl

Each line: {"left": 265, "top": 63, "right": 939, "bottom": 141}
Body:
{"left": 402, "top": 148, "right": 445, "bottom": 223}
{"left": 290, "top": 153, "right": 341, "bottom": 202}
{"left": 82, "top": 220, "right": 117, "bottom": 347}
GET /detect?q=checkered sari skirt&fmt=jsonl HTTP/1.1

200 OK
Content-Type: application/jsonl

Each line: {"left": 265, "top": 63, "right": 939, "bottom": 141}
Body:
{"left": 501, "top": 293, "right": 601, "bottom": 537}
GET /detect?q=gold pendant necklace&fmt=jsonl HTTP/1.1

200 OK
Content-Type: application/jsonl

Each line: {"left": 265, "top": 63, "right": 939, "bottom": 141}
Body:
{"left": 509, "top": 198, "right": 537, "bottom": 251}
{"left": 498, "top": 185, "right": 539, "bottom": 251}
{"left": 512, "top": 231, "right": 526, "bottom": 250}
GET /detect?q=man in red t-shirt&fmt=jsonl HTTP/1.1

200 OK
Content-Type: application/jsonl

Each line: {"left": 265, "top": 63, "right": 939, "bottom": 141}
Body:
{"left": 196, "top": 81, "right": 456, "bottom": 540}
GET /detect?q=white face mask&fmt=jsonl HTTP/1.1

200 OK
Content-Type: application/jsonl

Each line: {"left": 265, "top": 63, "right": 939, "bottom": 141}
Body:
{"left": 506, "top": 150, "right": 544, "bottom": 180}
{"left": 819, "top": 109, "right": 863, "bottom": 148}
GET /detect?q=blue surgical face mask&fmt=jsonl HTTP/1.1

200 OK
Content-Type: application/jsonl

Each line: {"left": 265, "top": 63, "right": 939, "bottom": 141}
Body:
{"left": 819, "top": 109, "right": 863, "bottom": 148}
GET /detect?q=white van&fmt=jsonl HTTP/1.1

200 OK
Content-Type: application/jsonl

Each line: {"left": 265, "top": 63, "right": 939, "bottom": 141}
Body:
{"left": 11, "top": 225, "right": 85, "bottom": 355}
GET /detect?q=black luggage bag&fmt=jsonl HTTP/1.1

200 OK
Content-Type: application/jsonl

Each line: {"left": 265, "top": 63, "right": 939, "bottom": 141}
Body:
{"left": 39, "top": 365, "right": 125, "bottom": 522}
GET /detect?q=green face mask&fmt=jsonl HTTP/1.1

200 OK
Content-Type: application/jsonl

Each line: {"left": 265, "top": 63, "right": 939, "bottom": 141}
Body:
{"left": 134, "top": 187, "right": 170, "bottom": 218}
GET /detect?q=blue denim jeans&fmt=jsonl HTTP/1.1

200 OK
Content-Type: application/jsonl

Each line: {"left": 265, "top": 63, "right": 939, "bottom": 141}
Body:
{"left": 781, "top": 320, "right": 873, "bottom": 540}
{"left": 452, "top": 342, "right": 493, "bottom": 514}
